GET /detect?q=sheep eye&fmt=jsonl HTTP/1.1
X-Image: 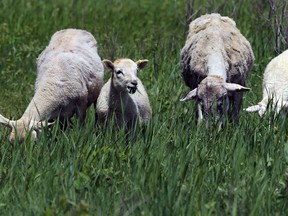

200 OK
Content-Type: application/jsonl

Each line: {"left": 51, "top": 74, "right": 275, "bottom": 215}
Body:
{"left": 116, "top": 69, "right": 123, "bottom": 75}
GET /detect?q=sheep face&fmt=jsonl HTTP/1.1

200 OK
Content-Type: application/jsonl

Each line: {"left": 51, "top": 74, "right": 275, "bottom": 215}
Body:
{"left": 102, "top": 59, "right": 148, "bottom": 94}
{"left": 0, "top": 114, "right": 48, "bottom": 143}
{"left": 196, "top": 77, "right": 229, "bottom": 119}
{"left": 181, "top": 76, "right": 250, "bottom": 120}
{"left": 8, "top": 120, "right": 38, "bottom": 143}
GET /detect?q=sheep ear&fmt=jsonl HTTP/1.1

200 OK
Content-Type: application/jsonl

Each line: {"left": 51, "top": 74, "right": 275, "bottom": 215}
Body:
{"left": 225, "top": 83, "right": 250, "bottom": 92}
{"left": 245, "top": 105, "right": 260, "bottom": 112}
{"left": 34, "top": 121, "right": 54, "bottom": 130}
{"left": 136, "top": 59, "right": 149, "bottom": 70}
{"left": 102, "top": 59, "right": 115, "bottom": 72}
{"left": 180, "top": 88, "right": 197, "bottom": 101}
{"left": 282, "top": 102, "right": 288, "bottom": 107}
{"left": 0, "top": 114, "right": 12, "bottom": 128}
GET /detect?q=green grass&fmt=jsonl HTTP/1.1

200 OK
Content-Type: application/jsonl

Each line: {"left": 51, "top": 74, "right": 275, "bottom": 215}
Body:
{"left": 1, "top": 0, "right": 288, "bottom": 215}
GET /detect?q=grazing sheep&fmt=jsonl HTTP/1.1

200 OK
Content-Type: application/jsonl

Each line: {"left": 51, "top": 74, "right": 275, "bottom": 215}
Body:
{"left": 96, "top": 58, "right": 152, "bottom": 130}
{"left": 180, "top": 13, "right": 254, "bottom": 124}
{"left": 245, "top": 50, "right": 288, "bottom": 117}
{"left": 0, "top": 28, "right": 104, "bottom": 142}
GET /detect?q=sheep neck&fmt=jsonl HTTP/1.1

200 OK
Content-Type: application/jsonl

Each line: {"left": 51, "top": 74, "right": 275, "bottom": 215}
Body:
{"left": 207, "top": 52, "right": 227, "bottom": 80}
{"left": 21, "top": 99, "right": 43, "bottom": 123}
{"left": 21, "top": 88, "right": 54, "bottom": 123}
{"left": 109, "top": 81, "right": 130, "bottom": 112}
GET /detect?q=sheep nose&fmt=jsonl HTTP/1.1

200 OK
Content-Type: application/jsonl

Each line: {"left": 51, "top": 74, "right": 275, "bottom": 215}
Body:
{"left": 8, "top": 135, "right": 15, "bottom": 143}
{"left": 131, "top": 80, "right": 138, "bottom": 86}
{"left": 8, "top": 138, "right": 13, "bottom": 143}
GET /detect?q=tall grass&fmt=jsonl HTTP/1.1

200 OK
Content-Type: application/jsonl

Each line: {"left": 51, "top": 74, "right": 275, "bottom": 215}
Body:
{"left": 0, "top": 0, "right": 288, "bottom": 215}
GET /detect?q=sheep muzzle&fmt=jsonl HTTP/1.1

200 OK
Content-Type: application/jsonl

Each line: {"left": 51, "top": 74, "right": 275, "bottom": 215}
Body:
{"left": 127, "top": 82, "right": 138, "bottom": 94}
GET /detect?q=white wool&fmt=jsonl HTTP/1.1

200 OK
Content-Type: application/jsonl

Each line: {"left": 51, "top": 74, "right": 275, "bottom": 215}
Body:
{"left": 0, "top": 29, "right": 104, "bottom": 142}
{"left": 207, "top": 52, "right": 227, "bottom": 80}
{"left": 180, "top": 13, "right": 254, "bottom": 123}
{"left": 96, "top": 59, "right": 151, "bottom": 130}
{"left": 245, "top": 50, "right": 288, "bottom": 116}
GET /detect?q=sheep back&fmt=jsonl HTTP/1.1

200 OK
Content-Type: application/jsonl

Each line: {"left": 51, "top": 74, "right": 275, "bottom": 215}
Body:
{"left": 180, "top": 13, "right": 254, "bottom": 89}
{"left": 25, "top": 29, "right": 104, "bottom": 121}
{"left": 262, "top": 50, "right": 288, "bottom": 102}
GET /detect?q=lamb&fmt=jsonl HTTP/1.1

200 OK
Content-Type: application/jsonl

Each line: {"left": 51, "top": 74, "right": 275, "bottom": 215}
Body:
{"left": 0, "top": 28, "right": 104, "bottom": 142}
{"left": 96, "top": 58, "right": 152, "bottom": 130}
{"left": 180, "top": 13, "right": 254, "bottom": 124}
{"left": 245, "top": 50, "right": 288, "bottom": 117}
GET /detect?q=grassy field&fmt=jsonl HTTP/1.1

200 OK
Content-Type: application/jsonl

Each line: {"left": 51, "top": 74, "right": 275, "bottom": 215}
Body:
{"left": 1, "top": 0, "right": 288, "bottom": 215}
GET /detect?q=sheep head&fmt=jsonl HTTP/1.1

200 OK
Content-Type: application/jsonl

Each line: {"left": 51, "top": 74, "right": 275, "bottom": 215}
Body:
{"left": 102, "top": 58, "right": 148, "bottom": 94}
{"left": 181, "top": 76, "right": 250, "bottom": 119}
{"left": 0, "top": 114, "right": 50, "bottom": 143}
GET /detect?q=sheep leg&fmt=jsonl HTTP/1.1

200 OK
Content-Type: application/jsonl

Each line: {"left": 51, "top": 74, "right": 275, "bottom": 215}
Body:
{"left": 229, "top": 92, "right": 243, "bottom": 123}
{"left": 197, "top": 103, "right": 203, "bottom": 125}
{"left": 93, "top": 101, "right": 98, "bottom": 127}
{"left": 59, "top": 117, "right": 71, "bottom": 130}
{"left": 76, "top": 97, "right": 88, "bottom": 126}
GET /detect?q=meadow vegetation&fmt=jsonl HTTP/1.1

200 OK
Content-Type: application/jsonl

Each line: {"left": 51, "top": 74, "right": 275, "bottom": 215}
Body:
{"left": 0, "top": 0, "right": 288, "bottom": 215}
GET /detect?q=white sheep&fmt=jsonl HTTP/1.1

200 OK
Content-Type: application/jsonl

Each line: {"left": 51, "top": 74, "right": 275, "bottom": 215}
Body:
{"left": 96, "top": 58, "right": 152, "bottom": 130}
{"left": 0, "top": 28, "right": 104, "bottom": 142}
{"left": 245, "top": 50, "right": 288, "bottom": 116}
{"left": 180, "top": 13, "right": 254, "bottom": 123}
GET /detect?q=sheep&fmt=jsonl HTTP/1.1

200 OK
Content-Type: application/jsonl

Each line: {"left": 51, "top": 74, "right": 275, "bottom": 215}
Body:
{"left": 245, "top": 50, "right": 288, "bottom": 117}
{"left": 96, "top": 58, "right": 152, "bottom": 131}
{"left": 0, "top": 28, "right": 104, "bottom": 142}
{"left": 180, "top": 13, "right": 254, "bottom": 124}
